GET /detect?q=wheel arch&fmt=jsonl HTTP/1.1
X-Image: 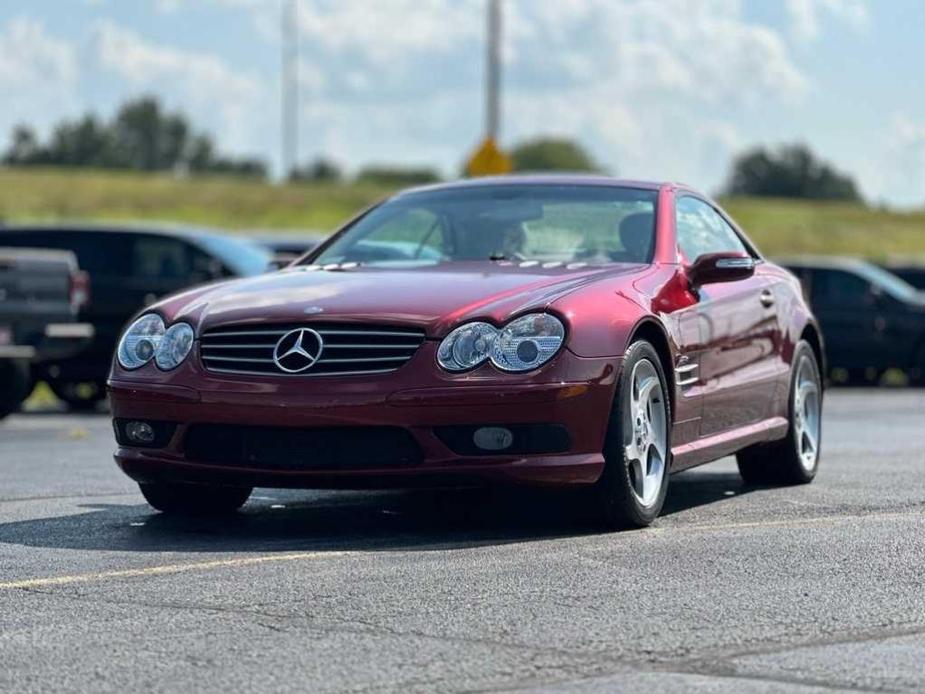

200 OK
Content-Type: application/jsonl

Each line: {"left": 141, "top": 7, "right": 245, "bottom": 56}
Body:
{"left": 799, "top": 321, "right": 826, "bottom": 378}
{"left": 626, "top": 318, "right": 676, "bottom": 419}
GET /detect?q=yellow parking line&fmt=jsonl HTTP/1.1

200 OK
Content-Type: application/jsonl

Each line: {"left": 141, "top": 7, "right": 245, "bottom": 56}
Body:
{"left": 0, "top": 551, "right": 352, "bottom": 590}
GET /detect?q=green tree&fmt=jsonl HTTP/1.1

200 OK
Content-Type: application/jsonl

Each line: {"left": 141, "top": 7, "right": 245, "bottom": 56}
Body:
{"left": 2, "top": 95, "right": 267, "bottom": 178}
{"left": 290, "top": 158, "right": 343, "bottom": 182}
{"left": 510, "top": 137, "right": 599, "bottom": 172}
{"left": 356, "top": 166, "right": 440, "bottom": 186}
{"left": 725, "top": 143, "right": 861, "bottom": 201}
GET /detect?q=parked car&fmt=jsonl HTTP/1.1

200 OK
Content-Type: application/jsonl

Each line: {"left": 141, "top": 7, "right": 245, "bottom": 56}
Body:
{"left": 109, "top": 176, "right": 823, "bottom": 528}
{"left": 879, "top": 261, "right": 925, "bottom": 290}
{"left": 782, "top": 256, "right": 925, "bottom": 384}
{"left": 0, "top": 247, "right": 93, "bottom": 419}
{"left": 0, "top": 224, "right": 271, "bottom": 410}
{"left": 252, "top": 233, "right": 323, "bottom": 268}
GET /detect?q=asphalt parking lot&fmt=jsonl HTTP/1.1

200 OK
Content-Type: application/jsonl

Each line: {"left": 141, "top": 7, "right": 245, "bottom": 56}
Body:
{"left": 1, "top": 390, "right": 924, "bottom": 692}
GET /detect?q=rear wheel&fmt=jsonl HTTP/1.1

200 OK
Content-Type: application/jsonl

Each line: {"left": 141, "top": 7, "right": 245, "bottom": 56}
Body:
{"left": 47, "top": 378, "right": 107, "bottom": 412}
{"left": 737, "top": 341, "right": 822, "bottom": 485}
{"left": 139, "top": 483, "right": 252, "bottom": 515}
{"left": 0, "top": 359, "right": 31, "bottom": 420}
{"left": 592, "top": 341, "right": 671, "bottom": 529}
{"left": 909, "top": 343, "right": 925, "bottom": 386}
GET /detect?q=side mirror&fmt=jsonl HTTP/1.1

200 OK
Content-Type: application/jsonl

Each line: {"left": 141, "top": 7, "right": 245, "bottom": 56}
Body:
{"left": 687, "top": 252, "right": 756, "bottom": 288}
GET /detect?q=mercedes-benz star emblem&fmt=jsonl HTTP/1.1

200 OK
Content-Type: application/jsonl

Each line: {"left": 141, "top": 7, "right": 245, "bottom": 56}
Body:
{"left": 273, "top": 328, "right": 324, "bottom": 373}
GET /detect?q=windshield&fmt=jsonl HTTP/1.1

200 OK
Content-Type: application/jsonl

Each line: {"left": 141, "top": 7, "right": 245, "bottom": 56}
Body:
{"left": 312, "top": 184, "right": 658, "bottom": 267}
{"left": 196, "top": 234, "right": 272, "bottom": 276}
{"left": 857, "top": 263, "right": 923, "bottom": 303}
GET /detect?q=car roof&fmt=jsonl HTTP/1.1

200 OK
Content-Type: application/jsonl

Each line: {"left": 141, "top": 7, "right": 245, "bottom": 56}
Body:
{"left": 397, "top": 174, "right": 673, "bottom": 196}
{"left": 776, "top": 255, "right": 880, "bottom": 271}
{"left": 0, "top": 220, "right": 222, "bottom": 242}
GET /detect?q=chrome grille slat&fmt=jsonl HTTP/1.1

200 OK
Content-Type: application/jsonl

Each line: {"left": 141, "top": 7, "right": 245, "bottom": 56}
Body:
{"left": 320, "top": 356, "right": 411, "bottom": 364}
{"left": 204, "top": 355, "right": 276, "bottom": 363}
{"left": 318, "top": 343, "right": 420, "bottom": 350}
{"left": 206, "top": 366, "right": 398, "bottom": 378}
{"left": 200, "top": 322, "right": 426, "bottom": 378}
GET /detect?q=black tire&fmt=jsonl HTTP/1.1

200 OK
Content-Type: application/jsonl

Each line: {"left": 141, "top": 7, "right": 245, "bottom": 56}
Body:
{"left": 47, "top": 378, "right": 107, "bottom": 412}
{"left": 139, "top": 483, "right": 252, "bottom": 515}
{"left": 591, "top": 340, "right": 671, "bottom": 529}
{"left": 737, "top": 340, "right": 823, "bottom": 486}
{"left": 909, "top": 343, "right": 925, "bottom": 387}
{"left": 0, "top": 359, "right": 31, "bottom": 420}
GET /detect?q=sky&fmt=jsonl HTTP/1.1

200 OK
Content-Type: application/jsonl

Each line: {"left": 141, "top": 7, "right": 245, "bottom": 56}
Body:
{"left": 1, "top": 0, "right": 923, "bottom": 206}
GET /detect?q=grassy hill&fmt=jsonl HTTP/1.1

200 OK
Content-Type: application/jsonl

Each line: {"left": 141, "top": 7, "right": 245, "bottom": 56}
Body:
{"left": 1, "top": 167, "right": 923, "bottom": 258}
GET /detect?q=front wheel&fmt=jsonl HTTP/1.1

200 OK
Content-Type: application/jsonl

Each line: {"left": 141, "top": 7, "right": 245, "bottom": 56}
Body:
{"left": 737, "top": 340, "right": 823, "bottom": 485}
{"left": 140, "top": 483, "right": 252, "bottom": 515}
{"left": 592, "top": 340, "right": 671, "bottom": 529}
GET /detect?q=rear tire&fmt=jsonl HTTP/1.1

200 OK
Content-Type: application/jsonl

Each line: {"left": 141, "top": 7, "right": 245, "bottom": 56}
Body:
{"left": 47, "top": 378, "right": 107, "bottom": 412}
{"left": 909, "top": 343, "right": 925, "bottom": 386}
{"left": 139, "top": 483, "right": 252, "bottom": 515}
{"left": 737, "top": 340, "right": 822, "bottom": 486}
{"left": 0, "top": 359, "right": 31, "bottom": 421}
{"left": 591, "top": 340, "right": 671, "bottom": 529}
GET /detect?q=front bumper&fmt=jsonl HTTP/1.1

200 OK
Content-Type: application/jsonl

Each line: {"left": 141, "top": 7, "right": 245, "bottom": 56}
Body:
{"left": 109, "top": 343, "right": 621, "bottom": 489}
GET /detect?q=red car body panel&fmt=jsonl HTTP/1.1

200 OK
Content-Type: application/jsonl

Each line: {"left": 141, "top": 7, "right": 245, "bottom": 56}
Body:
{"left": 109, "top": 176, "right": 821, "bottom": 489}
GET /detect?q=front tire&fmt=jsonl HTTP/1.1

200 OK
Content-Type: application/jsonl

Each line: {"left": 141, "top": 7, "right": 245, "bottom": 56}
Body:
{"left": 592, "top": 340, "right": 671, "bottom": 529}
{"left": 737, "top": 340, "right": 823, "bottom": 486}
{"left": 140, "top": 483, "right": 252, "bottom": 515}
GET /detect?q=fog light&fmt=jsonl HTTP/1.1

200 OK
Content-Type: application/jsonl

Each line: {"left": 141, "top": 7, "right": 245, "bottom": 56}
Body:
{"left": 125, "top": 421, "right": 156, "bottom": 444}
{"left": 473, "top": 427, "right": 514, "bottom": 451}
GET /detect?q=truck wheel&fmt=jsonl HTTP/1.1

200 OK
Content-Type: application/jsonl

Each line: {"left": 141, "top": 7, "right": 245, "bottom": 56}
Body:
{"left": 139, "top": 483, "right": 252, "bottom": 515}
{"left": 0, "top": 359, "right": 31, "bottom": 420}
{"left": 47, "top": 378, "right": 107, "bottom": 411}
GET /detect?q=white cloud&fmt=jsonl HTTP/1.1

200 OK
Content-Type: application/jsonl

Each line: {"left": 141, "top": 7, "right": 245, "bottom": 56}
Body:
{"left": 874, "top": 114, "right": 925, "bottom": 206}
{"left": 785, "top": 0, "right": 869, "bottom": 42}
{"left": 0, "top": 16, "right": 76, "bottom": 91}
{"left": 0, "top": 17, "right": 78, "bottom": 138}
{"left": 90, "top": 20, "right": 264, "bottom": 151}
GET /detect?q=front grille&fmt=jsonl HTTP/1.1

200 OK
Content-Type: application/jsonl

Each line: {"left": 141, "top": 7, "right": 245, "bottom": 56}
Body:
{"left": 199, "top": 323, "right": 426, "bottom": 377}
{"left": 184, "top": 424, "right": 423, "bottom": 470}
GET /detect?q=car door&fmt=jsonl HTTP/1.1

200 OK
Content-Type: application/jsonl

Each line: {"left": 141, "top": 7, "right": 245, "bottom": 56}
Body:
{"left": 675, "top": 196, "right": 782, "bottom": 437}
{"left": 807, "top": 268, "right": 895, "bottom": 372}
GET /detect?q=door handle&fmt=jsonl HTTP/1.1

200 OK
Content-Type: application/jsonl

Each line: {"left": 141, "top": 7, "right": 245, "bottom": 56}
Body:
{"left": 760, "top": 289, "right": 775, "bottom": 308}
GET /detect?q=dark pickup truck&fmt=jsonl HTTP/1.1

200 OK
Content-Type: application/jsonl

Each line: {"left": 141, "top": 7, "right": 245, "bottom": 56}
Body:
{"left": 0, "top": 248, "right": 93, "bottom": 418}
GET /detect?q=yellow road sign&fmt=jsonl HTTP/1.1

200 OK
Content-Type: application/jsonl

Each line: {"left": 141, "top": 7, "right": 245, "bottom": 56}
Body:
{"left": 465, "top": 137, "right": 513, "bottom": 177}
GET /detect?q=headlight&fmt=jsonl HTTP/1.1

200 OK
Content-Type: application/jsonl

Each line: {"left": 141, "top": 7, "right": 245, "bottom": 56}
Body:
{"left": 437, "top": 321, "right": 498, "bottom": 372}
{"left": 490, "top": 313, "right": 565, "bottom": 372}
{"left": 117, "top": 314, "right": 165, "bottom": 370}
{"left": 155, "top": 322, "right": 195, "bottom": 370}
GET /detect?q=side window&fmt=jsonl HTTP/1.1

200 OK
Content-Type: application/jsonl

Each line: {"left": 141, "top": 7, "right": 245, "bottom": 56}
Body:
{"left": 132, "top": 236, "right": 192, "bottom": 279}
{"left": 676, "top": 197, "right": 749, "bottom": 262}
{"left": 810, "top": 270, "right": 871, "bottom": 308}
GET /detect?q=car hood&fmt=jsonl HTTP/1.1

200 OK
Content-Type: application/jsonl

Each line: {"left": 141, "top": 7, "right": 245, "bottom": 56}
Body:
{"left": 158, "top": 261, "right": 645, "bottom": 337}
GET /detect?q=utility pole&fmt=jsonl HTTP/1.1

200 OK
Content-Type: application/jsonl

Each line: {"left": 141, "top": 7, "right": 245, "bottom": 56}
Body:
{"left": 485, "top": 0, "right": 501, "bottom": 140}
{"left": 281, "top": 0, "right": 298, "bottom": 180}
{"left": 464, "top": 0, "right": 511, "bottom": 176}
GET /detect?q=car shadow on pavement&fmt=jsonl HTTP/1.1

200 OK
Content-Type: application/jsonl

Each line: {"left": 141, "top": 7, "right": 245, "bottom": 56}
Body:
{"left": 0, "top": 469, "right": 755, "bottom": 554}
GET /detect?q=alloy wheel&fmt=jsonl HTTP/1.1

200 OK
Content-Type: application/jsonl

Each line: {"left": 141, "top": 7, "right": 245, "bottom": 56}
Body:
{"left": 623, "top": 358, "right": 668, "bottom": 507}
{"left": 793, "top": 355, "right": 821, "bottom": 472}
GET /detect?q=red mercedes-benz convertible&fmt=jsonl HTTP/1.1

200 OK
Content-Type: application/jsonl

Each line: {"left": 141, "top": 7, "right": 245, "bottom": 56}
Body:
{"left": 109, "top": 176, "right": 824, "bottom": 527}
